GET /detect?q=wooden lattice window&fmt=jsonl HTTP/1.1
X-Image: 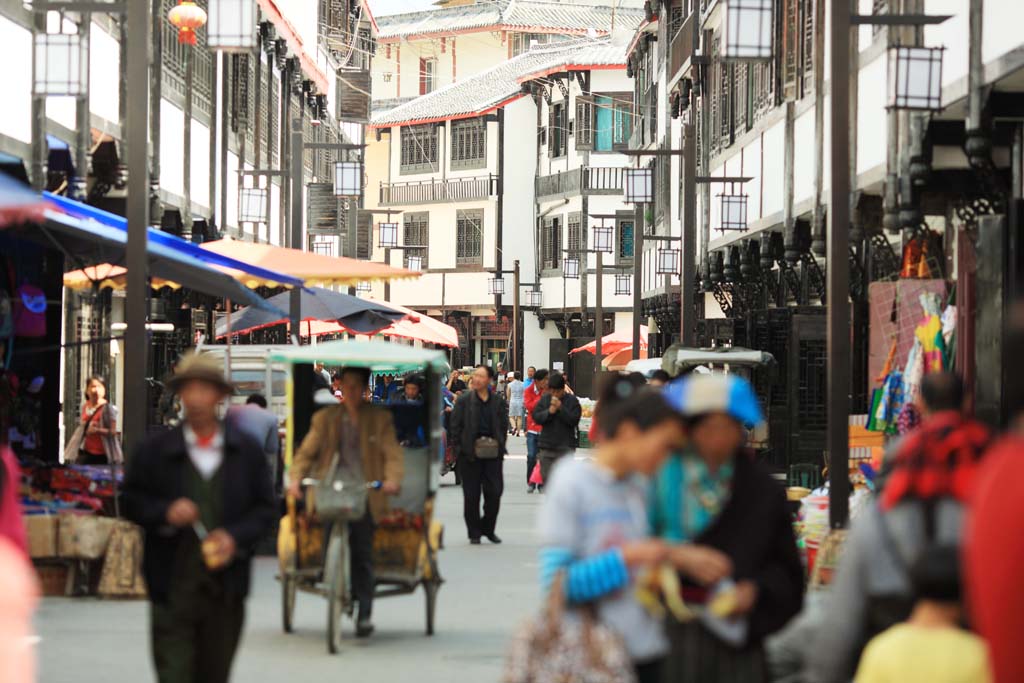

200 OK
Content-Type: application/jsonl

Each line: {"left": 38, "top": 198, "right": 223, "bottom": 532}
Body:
{"left": 269, "top": 71, "right": 279, "bottom": 168}
{"left": 709, "top": 35, "right": 721, "bottom": 156}
{"left": 400, "top": 124, "right": 439, "bottom": 174}
{"left": 548, "top": 101, "right": 567, "bottom": 158}
{"left": 735, "top": 64, "right": 748, "bottom": 135}
{"left": 567, "top": 212, "right": 582, "bottom": 253}
{"left": 782, "top": 0, "right": 800, "bottom": 100}
{"left": 542, "top": 216, "right": 561, "bottom": 270}
{"left": 451, "top": 118, "right": 487, "bottom": 170}
{"left": 404, "top": 212, "right": 429, "bottom": 268}
{"left": 801, "top": 0, "right": 815, "bottom": 98}
{"left": 576, "top": 96, "right": 594, "bottom": 151}
{"left": 456, "top": 209, "right": 483, "bottom": 266}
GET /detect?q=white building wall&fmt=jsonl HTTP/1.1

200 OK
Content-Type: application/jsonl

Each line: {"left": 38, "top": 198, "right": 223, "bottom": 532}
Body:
{"left": 160, "top": 100, "right": 185, "bottom": 197}
{"left": 0, "top": 17, "right": 31, "bottom": 144}
{"left": 373, "top": 32, "right": 508, "bottom": 102}
{"left": 89, "top": 22, "right": 120, "bottom": 124}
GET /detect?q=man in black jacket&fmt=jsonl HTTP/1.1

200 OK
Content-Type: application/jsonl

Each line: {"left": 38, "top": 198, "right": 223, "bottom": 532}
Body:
{"left": 124, "top": 353, "right": 275, "bottom": 683}
{"left": 532, "top": 371, "right": 581, "bottom": 483}
{"left": 450, "top": 364, "right": 508, "bottom": 544}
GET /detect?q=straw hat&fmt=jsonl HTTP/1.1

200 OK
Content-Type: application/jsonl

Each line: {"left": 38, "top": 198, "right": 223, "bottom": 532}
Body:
{"left": 166, "top": 352, "right": 234, "bottom": 395}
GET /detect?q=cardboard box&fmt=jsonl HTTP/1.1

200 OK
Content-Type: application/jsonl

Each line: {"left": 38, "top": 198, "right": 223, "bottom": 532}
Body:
{"left": 58, "top": 513, "right": 115, "bottom": 560}
{"left": 24, "top": 514, "right": 58, "bottom": 558}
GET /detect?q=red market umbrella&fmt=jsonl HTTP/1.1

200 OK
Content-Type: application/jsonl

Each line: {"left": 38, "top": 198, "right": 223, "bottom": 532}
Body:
{"left": 569, "top": 326, "right": 649, "bottom": 357}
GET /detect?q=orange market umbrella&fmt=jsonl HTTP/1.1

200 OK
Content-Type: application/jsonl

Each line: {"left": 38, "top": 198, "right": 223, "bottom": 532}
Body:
{"left": 569, "top": 326, "right": 649, "bottom": 357}
{"left": 303, "top": 301, "right": 459, "bottom": 348}
{"left": 199, "top": 237, "right": 418, "bottom": 288}
{"left": 602, "top": 346, "right": 648, "bottom": 370}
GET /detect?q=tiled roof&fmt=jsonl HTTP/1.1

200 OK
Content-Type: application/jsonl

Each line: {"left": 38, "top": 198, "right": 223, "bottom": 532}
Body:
{"left": 375, "top": 0, "right": 644, "bottom": 40}
{"left": 370, "top": 35, "right": 629, "bottom": 127}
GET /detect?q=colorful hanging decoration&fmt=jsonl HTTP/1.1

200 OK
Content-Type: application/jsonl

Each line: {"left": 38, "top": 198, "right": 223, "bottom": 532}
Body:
{"left": 168, "top": 0, "right": 207, "bottom": 46}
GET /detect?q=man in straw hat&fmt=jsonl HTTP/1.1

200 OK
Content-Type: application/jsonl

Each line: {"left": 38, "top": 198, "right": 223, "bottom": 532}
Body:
{"left": 124, "top": 352, "right": 275, "bottom": 683}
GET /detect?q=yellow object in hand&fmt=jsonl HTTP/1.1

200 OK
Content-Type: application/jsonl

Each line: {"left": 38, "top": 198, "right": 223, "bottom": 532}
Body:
{"left": 707, "top": 587, "right": 739, "bottom": 618}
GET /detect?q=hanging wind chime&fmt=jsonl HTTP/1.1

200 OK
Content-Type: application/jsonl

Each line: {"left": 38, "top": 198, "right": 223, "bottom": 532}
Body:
{"left": 168, "top": 0, "right": 208, "bottom": 46}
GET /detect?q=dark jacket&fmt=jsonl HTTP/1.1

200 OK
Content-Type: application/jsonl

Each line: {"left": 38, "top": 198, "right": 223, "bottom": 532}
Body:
{"left": 124, "top": 425, "right": 276, "bottom": 604}
{"left": 686, "top": 453, "right": 804, "bottom": 646}
{"left": 533, "top": 392, "right": 582, "bottom": 451}
{"left": 450, "top": 389, "right": 508, "bottom": 460}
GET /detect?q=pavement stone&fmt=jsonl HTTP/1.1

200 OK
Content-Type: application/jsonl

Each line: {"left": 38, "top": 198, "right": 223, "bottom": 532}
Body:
{"left": 34, "top": 434, "right": 553, "bottom": 683}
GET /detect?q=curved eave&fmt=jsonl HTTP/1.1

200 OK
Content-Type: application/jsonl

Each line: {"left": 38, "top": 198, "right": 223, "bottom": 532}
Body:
{"left": 368, "top": 93, "right": 526, "bottom": 130}
{"left": 625, "top": 18, "right": 658, "bottom": 59}
{"left": 517, "top": 62, "right": 625, "bottom": 84}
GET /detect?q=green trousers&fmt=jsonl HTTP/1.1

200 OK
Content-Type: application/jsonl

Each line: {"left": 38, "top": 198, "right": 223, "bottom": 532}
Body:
{"left": 150, "top": 592, "right": 245, "bottom": 683}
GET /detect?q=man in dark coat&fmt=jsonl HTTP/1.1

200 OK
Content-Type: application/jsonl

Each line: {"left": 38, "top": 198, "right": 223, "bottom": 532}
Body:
{"left": 450, "top": 364, "right": 508, "bottom": 544}
{"left": 532, "top": 371, "right": 582, "bottom": 483}
{"left": 124, "top": 353, "right": 275, "bottom": 683}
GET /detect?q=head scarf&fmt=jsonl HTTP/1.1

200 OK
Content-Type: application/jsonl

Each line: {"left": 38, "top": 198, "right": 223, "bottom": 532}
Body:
{"left": 880, "top": 411, "right": 991, "bottom": 510}
{"left": 662, "top": 373, "right": 764, "bottom": 427}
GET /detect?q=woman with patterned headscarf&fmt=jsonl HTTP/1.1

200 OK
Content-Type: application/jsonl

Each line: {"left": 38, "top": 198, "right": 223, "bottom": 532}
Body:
{"left": 650, "top": 374, "right": 804, "bottom": 683}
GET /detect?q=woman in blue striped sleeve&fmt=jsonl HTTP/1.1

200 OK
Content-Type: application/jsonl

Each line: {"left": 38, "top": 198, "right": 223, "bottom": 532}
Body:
{"left": 537, "top": 376, "right": 686, "bottom": 683}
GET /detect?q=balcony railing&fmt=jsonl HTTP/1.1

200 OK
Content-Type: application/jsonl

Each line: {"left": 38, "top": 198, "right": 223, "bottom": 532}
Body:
{"left": 535, "top": 166, "right": 625, "bottom": 199}
{"left": 379, "top": 174, "right": 498, "bottom": 206}
{"left": 669, "top": 13, "right": 695, "bottom": 80}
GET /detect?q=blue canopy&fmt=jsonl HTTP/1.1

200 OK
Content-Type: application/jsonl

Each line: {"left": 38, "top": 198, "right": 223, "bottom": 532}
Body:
{"left": 33, "top": 208, "right": 286, "bottom": 314}
{"left": 43, "top": 192, "right": 304, "bottom": 289}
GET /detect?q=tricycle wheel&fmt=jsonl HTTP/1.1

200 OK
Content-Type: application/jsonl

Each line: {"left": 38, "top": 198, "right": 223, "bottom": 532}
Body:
{"left": 424, "top": 578, "right": 440, "bottom": 636}
{"left": 326, "top": 527, "right": 349, "bottom": 654}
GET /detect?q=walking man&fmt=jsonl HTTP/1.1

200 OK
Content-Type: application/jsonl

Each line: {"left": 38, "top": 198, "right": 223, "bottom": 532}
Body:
{"left": 451, "top": 364, "right": 508, "bottom": 544}
{"left": 522, "top": 369, "right": 549, "bottom": 492}
{"left": 124, "top": 353, "right": 276, "bottom": 683}
{"left": 226, "top": 394, "right": 280, "bottom": 490}
{"left": 289, "top": 366, "right": 404, "bottom": 638}
{"left": 532, "top": 372, "right": 581, "bottom": 483}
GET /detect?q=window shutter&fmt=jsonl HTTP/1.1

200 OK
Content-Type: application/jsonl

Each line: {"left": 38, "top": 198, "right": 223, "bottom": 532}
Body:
{"left": 801, "top": 0, "right": 815, "bottom": 98}
{"left": 548, "top": 104, "right": 556, "bottom": 158}
{"left": 782, "top": 0, "right": 800, "bottom": 101}
{"left": 735, "top": 64, "right": 748, "bottom": 134}
{"left": 576, "top": 96, "right": 593, "bottom": 150}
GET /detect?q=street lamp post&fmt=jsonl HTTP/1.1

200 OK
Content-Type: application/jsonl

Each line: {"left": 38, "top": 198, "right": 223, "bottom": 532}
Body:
{"left": 489, "top": 260, "right": 521, "bottom": 372}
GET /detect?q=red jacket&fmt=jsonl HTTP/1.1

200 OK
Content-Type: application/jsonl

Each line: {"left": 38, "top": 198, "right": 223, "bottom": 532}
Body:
{"left": 524, "top": 382, "right": 544, "bottom": 434}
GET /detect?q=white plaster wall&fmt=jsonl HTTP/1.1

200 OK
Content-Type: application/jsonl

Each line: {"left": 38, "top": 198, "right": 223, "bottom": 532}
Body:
{"left": 190, "top": 119, "right": 211, "bottom": 209}
{"left": 373, "top": 32, "right": 508, "bottom": 102}
{"left": 523, "top": 313, "right": 562, "bottom": 370}
{"left": 160, "top": 100, "right": 185, "bottom": 197}
{"left": 743, "top": 137, "right": 763, "bottom": 223}
{"left": 270, "top": 183, "right": 282, "bottom": 246}
{"left": 226, "top": 151, "right": 239, "bottom": 229}
{"left": 89, "top": 22, "right": 120, "bottom": 124}
{"left": 857, "top": 54, "right": 887, "bottom": 177}
{"left": 793, "top": 106, "right": 816, "bottom": 206}
{"left": 761, "top": 122, "right": 785, "bottom": 217}
{"left": 46, "top": 97, "right": 77, "bottom": 132}
{"left": 981, "top": 0, "right": 1024, "bottom": 66}
{"left": 0, "top": 17, "right": 31, "bottom": 144}
{"left": 501, "top": 98, "right": 538, "bottom": 281}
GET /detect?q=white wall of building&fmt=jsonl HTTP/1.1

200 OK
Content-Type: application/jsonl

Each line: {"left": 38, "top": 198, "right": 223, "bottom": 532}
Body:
{"left": 373, "top": 32, "right": 509, "bottom": 103}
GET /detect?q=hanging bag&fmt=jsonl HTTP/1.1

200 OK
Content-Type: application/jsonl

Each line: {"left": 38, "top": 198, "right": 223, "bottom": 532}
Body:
{"left": 311, "top": 451, "right": 367, "bottom": 522}
{"left": 502, "top": 573, "right": 637, "bottom": 683}
{"left": 63, "top": 406, "right": 103, "bottom": 464}
{"left": 12, "top": 284, "right": 46, "bottom": 338}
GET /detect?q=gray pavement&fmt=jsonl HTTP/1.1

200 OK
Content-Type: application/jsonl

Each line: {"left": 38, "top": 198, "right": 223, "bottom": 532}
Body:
{"left": 35, "top": 435, "right": 559, "bottom": 683}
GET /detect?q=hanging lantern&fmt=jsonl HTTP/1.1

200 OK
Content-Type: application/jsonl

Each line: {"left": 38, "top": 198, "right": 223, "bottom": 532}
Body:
{"left": 378, "top": 222, "right": 399, "bottom": 248}
{"left": 723, "top": 0, "right": 774, "bottom": 61}
{"left": 168, "top": 0, "right": 208, "bottom": 46}
{"left": 592, "top": 225, "right": 614, "bottom": 253}
{"left": 525, "top": 289, "right": 542, "bottom": 307}
{"left": 656, "top": 248, "right": 680, "bottom": 275}
{"left": 615, "top": 273, "right": 632, "bottom": 296}
{"left": 624, "top": 167, "right": 654, "bottom": 203}
{"left": 888, "top": 46, "right": 944, "bottom": 111}
{"left": 406, "top": 254, "right": 424, "bottom": 271}
{"left": 563, "top": 257, "right": 580, "bottom": 280}
{"left": 238, "top": 187, "right": 267, "bottom": 224}
{"left": 488, "top": 276, "right": 506, "bottom": 295}
{"left": 33, "top": 30, "right": 87, "bottom": 96}
{"left": 718, "top": 193, "right": 749, "bottom": 231}
{"left": 334, "top": 161, "right": 362, "bottom": 197}
{"left": 356, "top": 281, "right": 372, "bottom": 293}
{"left": 207, "top": 0, "right": 258, "bottom": 52}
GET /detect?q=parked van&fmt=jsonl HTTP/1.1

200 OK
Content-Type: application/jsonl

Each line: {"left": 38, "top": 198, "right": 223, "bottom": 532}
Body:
{"left": 196, "top": 344, "right": 291, "bottom": 423}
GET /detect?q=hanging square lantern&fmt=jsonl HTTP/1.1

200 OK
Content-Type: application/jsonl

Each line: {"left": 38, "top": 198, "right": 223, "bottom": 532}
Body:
{"left": 624, "top": 168, "right": 654, "bottom": 203}
{"left": 207, "top": 0, "right": 258, "bottom": 51}
{"left": 238, "top": 187, "right": 268, "bottom": 224}
{"left": 615, "top": 273, "right": 632, "bottom": 296}
{"left": 334, "top": 161, "right": 362, "bottom": 197}
{"left": 656, "top": 248, "right": 681, "bottom": 275}
{"left": 488, "top": 276, "right": 506, "bottom": 295}
{"left": 356, "top": 281, "right": 372, "bottom": 293}
{"left": 563, "top": 257, "right": 580, "bottom": 279}
{"left": 379, "top": 222, "right": 399, "bottom": 248}
{"left": 888, "top": 46, "right": 944, "bottom": 111}
{"left": 525, "top": 289, "right": 542, "bottom": 307}
{"left": 719, "top": 193, "right": 749, "bottom": 231}
{"left": 406, "top": 254, "right": 423, "bottom": 271}
{"left": 723, "top": 0, "right": 774, "bottom": 61}
{"left": 592, "top": 225, "right": 614, "bottom": 253}
{"left": 33, "top": 31, "right": 87, "bottom": 96}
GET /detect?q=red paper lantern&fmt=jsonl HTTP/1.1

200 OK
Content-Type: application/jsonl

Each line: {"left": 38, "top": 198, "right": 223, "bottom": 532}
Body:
{"left": 168, "top": 0, "right": 207, "bottom": 46}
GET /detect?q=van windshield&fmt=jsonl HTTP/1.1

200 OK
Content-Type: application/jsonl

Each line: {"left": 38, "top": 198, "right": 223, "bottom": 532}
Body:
{"left": 231, "top": 369, "right": 287, "bottom": 398}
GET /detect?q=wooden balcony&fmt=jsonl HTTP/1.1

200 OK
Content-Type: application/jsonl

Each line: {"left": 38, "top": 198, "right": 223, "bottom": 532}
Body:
{"left": 669, "top": 12, "right": 695, "bottom": 81}
{"left": 379, "top": 174, "right": 498, "bottom": 206}
{"left": 535, "top": 166, "right": 625, "bottom": 199}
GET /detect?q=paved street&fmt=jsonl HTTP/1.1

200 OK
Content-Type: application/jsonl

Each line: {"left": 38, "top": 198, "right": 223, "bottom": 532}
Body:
{"left": 35, "top": 437, "right": 551, "bottom": 683}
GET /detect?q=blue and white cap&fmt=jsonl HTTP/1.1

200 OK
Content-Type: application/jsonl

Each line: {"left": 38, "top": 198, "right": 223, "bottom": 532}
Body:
{"left": 663, "top": 373, "right": 764, "bottom": 427}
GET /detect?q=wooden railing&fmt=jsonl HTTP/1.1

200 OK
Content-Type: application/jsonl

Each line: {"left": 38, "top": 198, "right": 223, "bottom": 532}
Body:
{"left": 379, "top": 174, "right": 498, "bottom": 205}
{"left": 535, "top": 167, "right": 625, "bottom": 198}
